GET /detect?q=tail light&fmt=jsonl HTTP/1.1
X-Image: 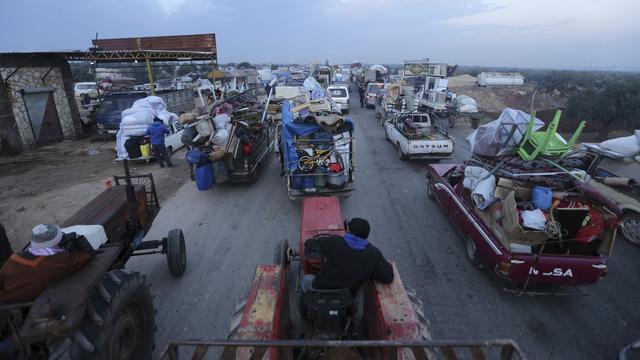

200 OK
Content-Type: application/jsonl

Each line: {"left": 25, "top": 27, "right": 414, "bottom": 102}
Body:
{"left": 498, "top": 260, "right": 512, "bottom": 276}
{"left": 242, "top": 142, "right": 254, "bottom": 155}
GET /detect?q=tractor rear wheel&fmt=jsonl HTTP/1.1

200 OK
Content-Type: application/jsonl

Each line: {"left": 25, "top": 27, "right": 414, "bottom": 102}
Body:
{"left": 167, "top": 229, "right": 187, "bottom": 277}
{"left": 48, "top": 270, "right": 155, "bottom": 360}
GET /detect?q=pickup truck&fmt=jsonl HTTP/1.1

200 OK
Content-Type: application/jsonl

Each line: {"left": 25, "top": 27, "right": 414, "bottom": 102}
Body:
{"left": 426, "top": 163, "right": 617, "bottom": 290}
{"left": 384, "top": 112, "right": 454, "bottom": 160}
{"left": 97, "top": 89, "right": 194, "bottom": 136}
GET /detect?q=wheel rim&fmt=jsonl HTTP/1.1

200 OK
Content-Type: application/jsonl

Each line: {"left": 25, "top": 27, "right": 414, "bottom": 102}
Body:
{"left": 109, "top": 306, "right": 142, "bottom": 359}
{"left": 621, "top": 215, "right": 640, "bottom": 244}
{"left": 466, "top": 236, "right": 477, "bottom": 260}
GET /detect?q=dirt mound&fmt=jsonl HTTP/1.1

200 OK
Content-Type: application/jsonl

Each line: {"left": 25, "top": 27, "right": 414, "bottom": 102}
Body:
{"left": 449, "top": 82, "right": 566, "bottom": 114}
{"left": 447, "top": 74, "right": 476, "bottom": 87}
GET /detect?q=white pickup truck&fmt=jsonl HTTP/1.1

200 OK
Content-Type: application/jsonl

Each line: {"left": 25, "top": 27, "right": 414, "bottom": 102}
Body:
{"left": 384, "top": 112, "right": 454, "bottom": 161}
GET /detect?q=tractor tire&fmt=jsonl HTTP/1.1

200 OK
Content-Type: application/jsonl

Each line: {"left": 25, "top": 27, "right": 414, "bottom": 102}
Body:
{"left": 274, "top": 239, "right": 290, "bottom": 265}
{"left": 48, "top": 270, "right": 155, "bottom": 360}
{"left": 167, "top": 229, "right": 187, "bottom": 278}
{"left": 405, "top": 287, "right": 432, "bottom": 341}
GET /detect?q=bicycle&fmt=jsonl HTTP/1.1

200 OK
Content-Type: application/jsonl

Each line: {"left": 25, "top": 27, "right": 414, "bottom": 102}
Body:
{"left": 297, "top": 148, "right": 334, "bottom": 171}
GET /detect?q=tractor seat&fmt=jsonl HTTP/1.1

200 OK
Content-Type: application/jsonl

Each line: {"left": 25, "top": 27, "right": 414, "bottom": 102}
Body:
{"left": 302, "top": 288, "right": 355, "bottom": 339}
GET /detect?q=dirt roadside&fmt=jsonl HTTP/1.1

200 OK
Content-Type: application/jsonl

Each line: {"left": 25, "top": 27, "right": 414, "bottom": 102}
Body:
{"left": 0, "top": 138, "right": 189, "bottom": 249}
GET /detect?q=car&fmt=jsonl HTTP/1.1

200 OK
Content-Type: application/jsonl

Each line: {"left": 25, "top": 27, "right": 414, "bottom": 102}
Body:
{"left": 585, "top": 154, "right": 640, "bottom": 245}
{"left": 73, "top": 82, "right": 98, "bottom": 97}
{"left": 365, "top": 82, "right": 384, "bottom": 108}
{"left": 426, "top": 162, "right": 618, "bottom": 290}
{"left": 327, "top": 85, "right": 350, "bottom": 114}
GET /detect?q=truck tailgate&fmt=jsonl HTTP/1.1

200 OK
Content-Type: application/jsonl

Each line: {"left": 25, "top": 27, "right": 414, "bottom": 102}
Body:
{"left": 509, "top": 253, "right": 607, "bottom": 286}
{"left": 407, "top": 138, "right": 454, "bottom": 154}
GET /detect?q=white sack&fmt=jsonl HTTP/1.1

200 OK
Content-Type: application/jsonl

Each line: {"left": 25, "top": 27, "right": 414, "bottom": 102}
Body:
{"left": 211, "top": 129, "right": 229, "bottom": 146}
{"left": 214, "top": 114, "right": 231, "bottom": 129}
{"left": 522, "top": 209, "right": 547, "bottom": 230}
{"left": 600, "top": 133, "right": 640, "bottom": 157}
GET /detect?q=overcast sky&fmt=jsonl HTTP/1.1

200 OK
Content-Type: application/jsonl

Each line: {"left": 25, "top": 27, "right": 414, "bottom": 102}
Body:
{"left": 1, "top": 0, "right": 639, "bottom": 70}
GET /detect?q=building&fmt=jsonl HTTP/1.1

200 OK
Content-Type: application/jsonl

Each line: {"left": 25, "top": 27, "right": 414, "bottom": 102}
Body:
{"left": 0, "top": 52, "right": 84, "bottom": 154}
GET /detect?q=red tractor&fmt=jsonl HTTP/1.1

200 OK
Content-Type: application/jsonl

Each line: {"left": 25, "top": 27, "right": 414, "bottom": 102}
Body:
{"left": 161, "top": 197, "right": 525, "bottom": 359}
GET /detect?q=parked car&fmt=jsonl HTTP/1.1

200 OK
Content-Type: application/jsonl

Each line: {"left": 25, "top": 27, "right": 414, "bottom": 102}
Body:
{"left": 384, "top": 112, "right": 454, "bottom": 161}
{"left": 327, "top": 85, "right": 350, "bottom": 114}
{"left": 73, "top": 82, "right": 98, "bottom": 97}
{"left": 585, "top": 154, "right": 640, "bottom": 245}
{"left": 365, "top": 83, "right": 384, "bottom": 108}
{"left": 426, "top": 163, "right": 616, "bottom": 290}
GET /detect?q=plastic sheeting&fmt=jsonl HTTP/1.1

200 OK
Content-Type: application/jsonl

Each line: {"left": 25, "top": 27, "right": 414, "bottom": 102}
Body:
{"left": 467, "top": 108, "right": 544, "bottom": 156}
{"left": 116, "top": 96, "right": 179, "bottom": 159}
{"left": 302, "top": 77, "right": 325, "bottom": 100}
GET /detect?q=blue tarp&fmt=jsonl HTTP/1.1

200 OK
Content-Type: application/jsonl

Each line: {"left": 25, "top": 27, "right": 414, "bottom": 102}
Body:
{"left": 280, "top": 101, "right": 353, "bottom": 171}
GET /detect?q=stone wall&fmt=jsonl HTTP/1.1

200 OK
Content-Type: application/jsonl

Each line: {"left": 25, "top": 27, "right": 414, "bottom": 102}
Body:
{"left": 0, "top": 66, "right": 77, "bottom": 148}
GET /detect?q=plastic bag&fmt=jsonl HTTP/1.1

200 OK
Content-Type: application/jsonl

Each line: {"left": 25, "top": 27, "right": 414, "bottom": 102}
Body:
{"left": 211, "top": 129, "right": 229, "bottom": 146}
{"left": 521, "top": 209, "right": 547, "bottom": 230}
{"left": 214, "top": 114, "right": 231, "bottom": 129}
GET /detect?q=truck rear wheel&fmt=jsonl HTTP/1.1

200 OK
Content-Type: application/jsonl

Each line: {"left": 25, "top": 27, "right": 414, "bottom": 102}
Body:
{"left": 465, "top": 234, "right": 482, "bottom": 268}
{"left": 397, "top": 144, "right": 408, "bottom": 161}
{"left": 48, "top": 270, "right": 155, "bottom": 360}
{"left": 620, "top": 212, "right": 640, "bottom": 245}
{"left": 274, "top": 239, "right": 290, "bottom": 265}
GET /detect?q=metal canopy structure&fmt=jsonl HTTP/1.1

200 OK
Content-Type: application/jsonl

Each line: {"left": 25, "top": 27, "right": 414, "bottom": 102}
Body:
{"left": 68, "top": 33, "right": 218, "bottom": 95}
{"left": 64, "top": 33, "right": 217, "bottom": 63}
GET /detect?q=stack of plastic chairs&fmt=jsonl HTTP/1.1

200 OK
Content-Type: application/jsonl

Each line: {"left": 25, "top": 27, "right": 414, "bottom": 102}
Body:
{"left": 517, "top": 110, "right": 585, "bottom": 160}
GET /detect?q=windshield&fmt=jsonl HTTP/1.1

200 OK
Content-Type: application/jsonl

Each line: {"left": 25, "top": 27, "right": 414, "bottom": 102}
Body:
{"left": 97, "top": 97, "right": 140, "bottom": 115}
{"left": 329, "top": 88, "right": 347, "bottom": 97}
{"left": 76, "top": 84, "right": 96, "bottom": 90}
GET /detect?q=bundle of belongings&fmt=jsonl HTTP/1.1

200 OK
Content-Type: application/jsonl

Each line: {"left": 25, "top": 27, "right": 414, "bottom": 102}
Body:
{"left": 280, "top": 80, "right": 354, "bottom": 194}
{"left": 466, "top": 108, "right": 545, "bottom": 157}
{"left": 457, "top": 155, "right": 620, "bottom": 256}
{"left": 0, "top": 224, "right": 96, "bottom": 302}
{"left": 116, "top": 96, "right": 179, "bottom": 159}
{"left": 183, "top": 89, "right": 266, "bottom": 187}
{"left": 581, "top": 130, "right": 640, "bottom": 164}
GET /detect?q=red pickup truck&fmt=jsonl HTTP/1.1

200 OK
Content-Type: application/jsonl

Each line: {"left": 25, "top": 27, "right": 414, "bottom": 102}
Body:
{"left": 426, "top": 163, "right": 617, "bottom": 288}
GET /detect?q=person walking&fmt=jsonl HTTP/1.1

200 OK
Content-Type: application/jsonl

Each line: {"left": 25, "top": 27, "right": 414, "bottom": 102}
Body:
{"left": 147, "top": 118, "right": 175, "bottom": 168}
{"left": 358, "top": 85, "right": 365, "bottom": 108}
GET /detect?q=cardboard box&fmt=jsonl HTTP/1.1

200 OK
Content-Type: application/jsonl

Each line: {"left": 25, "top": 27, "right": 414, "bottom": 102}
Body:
{"left": 500, "top": 190, "right": 547, "bottom": 245}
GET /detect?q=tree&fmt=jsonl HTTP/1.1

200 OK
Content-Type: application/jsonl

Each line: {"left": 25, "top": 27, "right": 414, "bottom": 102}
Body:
{"left": 176, "top": 64, "right": 197, "bottom": 76}
{"left": 237, "top": 61, "right": 254, "bottom": 70}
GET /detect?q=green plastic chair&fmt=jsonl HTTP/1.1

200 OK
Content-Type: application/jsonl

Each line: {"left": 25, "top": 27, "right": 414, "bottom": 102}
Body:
{"left": 517, "top": 110, "right": 585, "bottom": 160}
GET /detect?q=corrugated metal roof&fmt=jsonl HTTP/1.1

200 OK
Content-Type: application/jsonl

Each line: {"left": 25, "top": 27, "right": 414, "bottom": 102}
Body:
{"left": 92, "top": 34, "right": 216, "bottom": 54}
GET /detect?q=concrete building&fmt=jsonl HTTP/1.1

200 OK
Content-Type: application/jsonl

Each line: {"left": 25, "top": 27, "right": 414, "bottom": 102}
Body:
{"left": 0, "top": 52, "right": 84, "bottom": 154}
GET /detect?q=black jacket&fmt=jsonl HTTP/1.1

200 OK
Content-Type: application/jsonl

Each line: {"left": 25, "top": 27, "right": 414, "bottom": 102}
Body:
{"left": 306, "top": 235, "right": 394, "bottom": 293}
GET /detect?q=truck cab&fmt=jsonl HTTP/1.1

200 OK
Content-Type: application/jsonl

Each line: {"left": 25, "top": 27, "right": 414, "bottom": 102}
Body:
{"left": 96, "top": 92, "right": 146, "bottom": 135}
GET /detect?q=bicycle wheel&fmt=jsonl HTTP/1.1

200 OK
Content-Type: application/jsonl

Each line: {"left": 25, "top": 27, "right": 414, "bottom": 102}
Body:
{"left": 298, "top": 156, "right": 315, "bottom": 171}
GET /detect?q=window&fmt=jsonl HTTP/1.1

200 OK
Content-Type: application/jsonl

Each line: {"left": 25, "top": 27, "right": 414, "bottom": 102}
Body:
{"left": 329, "top": 88, "right": 347, "bottom": 97}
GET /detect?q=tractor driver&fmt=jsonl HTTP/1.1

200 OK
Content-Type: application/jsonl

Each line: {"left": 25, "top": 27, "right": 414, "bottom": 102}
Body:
{"left": 301, "top": 218, "right": 394, "bottom": 295}
{"left": 0, "top": 224, "right": 95, "bottom": 303}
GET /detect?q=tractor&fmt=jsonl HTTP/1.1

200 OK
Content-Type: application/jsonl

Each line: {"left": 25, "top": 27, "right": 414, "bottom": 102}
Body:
{"left": 0, "top": 160, "right": 187, "bottom": 359}
{"left": 160, "top": 196, "right": 525, "bottom": 359}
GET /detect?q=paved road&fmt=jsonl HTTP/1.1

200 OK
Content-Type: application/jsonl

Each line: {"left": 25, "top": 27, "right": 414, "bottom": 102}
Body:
{"left": 131, "top": 95, "right": 640, "bottom": 359}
